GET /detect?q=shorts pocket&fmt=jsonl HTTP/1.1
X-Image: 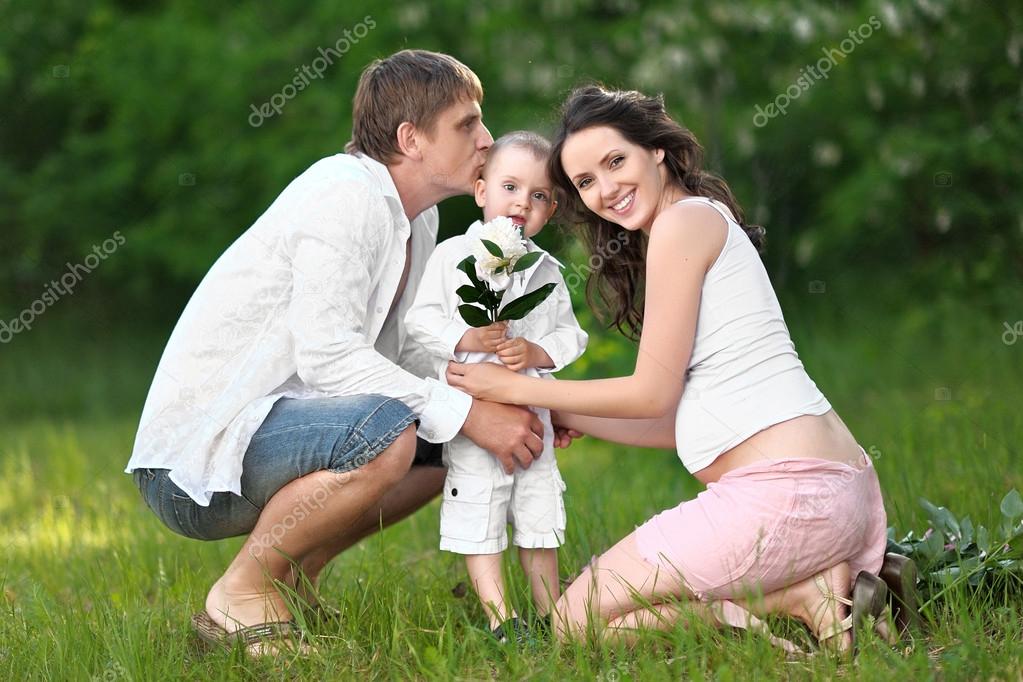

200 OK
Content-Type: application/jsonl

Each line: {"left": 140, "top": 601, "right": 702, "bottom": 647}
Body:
{"left": 440, "top": 473, "right": 493, "bottom": 542}
{"left": 551, "top": 468, "right": 568, "bottom": 529}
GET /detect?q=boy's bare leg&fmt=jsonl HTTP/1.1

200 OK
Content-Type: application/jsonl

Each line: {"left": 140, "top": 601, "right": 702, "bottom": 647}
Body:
{"left": 519, "top": 547, "right": 560, "bottom": 616}
{"left": 466, "top": 553, "right": 516, "bottom": 629}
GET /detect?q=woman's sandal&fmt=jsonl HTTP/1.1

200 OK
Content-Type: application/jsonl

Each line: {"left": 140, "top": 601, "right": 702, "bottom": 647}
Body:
{"left": 191, "top": 610, "right": 310, "bottom": 656}
{"left": 879, "top": 552, "right": 920, "bottom": 637}
{"left": 708, "top": 600, "right": 807, "bottom": 657}
{"left": 813, "top": 571, "right": 898, "bottom": 654}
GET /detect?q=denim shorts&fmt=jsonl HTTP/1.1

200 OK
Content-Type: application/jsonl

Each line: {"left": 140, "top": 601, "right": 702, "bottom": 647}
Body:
{"left": 134, "top": 394, "right": 433, "bottom": 541}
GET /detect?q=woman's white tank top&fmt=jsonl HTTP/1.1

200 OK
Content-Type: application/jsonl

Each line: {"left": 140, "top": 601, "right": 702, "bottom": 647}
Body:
{"left": 672, "top": 197, "right": 832, "bottom": 474}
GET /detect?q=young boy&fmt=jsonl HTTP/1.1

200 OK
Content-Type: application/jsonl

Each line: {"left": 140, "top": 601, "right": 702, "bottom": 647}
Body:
{"left": 405, "top": 131, "right": 588, "bottom": 641}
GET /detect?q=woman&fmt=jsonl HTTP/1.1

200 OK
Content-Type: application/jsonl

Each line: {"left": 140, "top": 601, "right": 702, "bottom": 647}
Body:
{"left": 445, "top": 85, "right": 893, "bottom": 652}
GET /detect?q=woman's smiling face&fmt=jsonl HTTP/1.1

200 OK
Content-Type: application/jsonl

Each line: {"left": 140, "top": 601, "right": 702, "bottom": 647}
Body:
{"left": 559, "top": 125, "right": 668, "bottom": 232}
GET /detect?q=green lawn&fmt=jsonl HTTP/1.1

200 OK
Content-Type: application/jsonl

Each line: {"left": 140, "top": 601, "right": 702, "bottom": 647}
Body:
{"left": 2, "top": 285, "right": 1021, "bottom": 680}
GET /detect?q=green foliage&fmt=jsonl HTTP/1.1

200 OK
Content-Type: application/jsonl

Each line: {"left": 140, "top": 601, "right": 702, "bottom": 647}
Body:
{"left": 889, "top": 491, "right": 1023, "bottom": 615}
{"left": 511, "top": 250, "right": 542, "bottom": 273}
{"left": 1, "top": 0, "right": 1019, "bottom": 318}
{"left": 496, "top": 282, "right": 557, "bottom": 322}
{"left": 457, "top": 302, "right": 491, "bottom": 327}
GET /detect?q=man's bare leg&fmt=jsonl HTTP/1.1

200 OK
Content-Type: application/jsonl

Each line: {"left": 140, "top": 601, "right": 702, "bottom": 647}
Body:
{"left": 204, "top": 425, "right": 418, "bottom": 633}
{"left": 293, "top": 464, "right": 447, "bottom": 602}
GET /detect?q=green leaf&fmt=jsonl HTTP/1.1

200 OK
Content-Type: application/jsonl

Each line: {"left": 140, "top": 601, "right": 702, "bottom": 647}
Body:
{"left": 957, "top": 516, "right": 974, "bottom": 552}
{"left": 456, "top": 285, "right": 481, "bottom": 304}
{"left": 479, "top": 288, "right": 502, "bottom": 310}
{"left": 481, "top": 239, "right": 504, "bottom": 258}
{"left": 457, "top": 304, "right": 491, "bottom": 328}
{"left": 917, "top": 530, "right": 945, "bottom": 565}
{"left": 456, "top": 256, "right": 482, "bottom": 288}
{"left": 930, "top": 565, "right": 961, "bottom": 586}
{"left": 920, "top": 497, "right": 960, "bottom": 540}
{"left": 976, "top": 525, "right": 991, "bottom": 555}
{"left": 496, "top": 282, "right": 557, "bottom": 322}
{"left": 1000, "top": 489, "right": 1023, "bottom": 521}
{"left": 511, "top": 251, "right": 542, "bottom": 273}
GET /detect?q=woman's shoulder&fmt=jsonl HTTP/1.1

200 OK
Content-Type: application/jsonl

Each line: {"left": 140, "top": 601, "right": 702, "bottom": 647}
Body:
{"left": 648, "top": 200, "right": 729, "bottom": 272}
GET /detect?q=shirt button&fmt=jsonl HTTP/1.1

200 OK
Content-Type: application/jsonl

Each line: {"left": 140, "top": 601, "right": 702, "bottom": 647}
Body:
{"left": 376, "top": 306, "right": 383, "bottom": 313}
{"left": 451, "top": 488, "right": 458, "bottom": 497}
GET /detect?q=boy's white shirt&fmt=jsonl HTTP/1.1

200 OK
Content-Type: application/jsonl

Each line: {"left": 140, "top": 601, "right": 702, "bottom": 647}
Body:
{"left": 125, "top": 153, "right": 473, "bottom": 505}
{"left": 405, "top": 219, "right": 589, "bottom": 381}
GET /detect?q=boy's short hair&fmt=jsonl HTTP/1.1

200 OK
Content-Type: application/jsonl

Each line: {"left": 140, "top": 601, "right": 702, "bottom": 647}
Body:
{"left": 482, "top": 131, "right": 552, "bottom": 177}
{"left": 345, "top": 50, "right": 483, "bottom": 164}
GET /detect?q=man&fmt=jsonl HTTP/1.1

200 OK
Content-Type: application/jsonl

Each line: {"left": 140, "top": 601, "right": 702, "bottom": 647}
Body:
{"left": 125, "top": 50, "right": 550, "bottom": 653}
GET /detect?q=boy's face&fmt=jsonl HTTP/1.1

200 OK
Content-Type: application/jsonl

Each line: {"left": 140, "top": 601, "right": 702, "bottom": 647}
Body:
{"left": 474, "top": 146, "right": 557, "bottom": 239}
{"left": 418, "top": 98, "right": 493, "bottom": 195}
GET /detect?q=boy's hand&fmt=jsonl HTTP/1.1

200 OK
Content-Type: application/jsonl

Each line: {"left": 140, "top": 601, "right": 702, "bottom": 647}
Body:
{"left": 456, "top": 321, "right": 508, "bottom": 353}
{"left": 496, "top": 337, "right": 552, "bottom": 372}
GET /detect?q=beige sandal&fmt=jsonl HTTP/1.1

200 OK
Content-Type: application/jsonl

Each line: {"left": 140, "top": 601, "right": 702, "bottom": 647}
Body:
{"left": 709, "top": 600, "right": 807, "bottom": 657}
{"left": 191, "top": 611, "right": 309, "bottom": 656}
{"left": 812, "top": 571, "right": 897, "bottom": 653}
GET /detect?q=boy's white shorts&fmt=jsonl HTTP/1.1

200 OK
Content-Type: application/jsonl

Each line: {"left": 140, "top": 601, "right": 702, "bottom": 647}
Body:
{"left": 439, "top": 424, "right": 566, "bottom": 555}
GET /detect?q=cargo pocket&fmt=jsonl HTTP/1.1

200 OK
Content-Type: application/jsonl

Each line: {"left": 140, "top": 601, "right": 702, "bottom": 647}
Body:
{"left": 552, "top": 468, "right": 568, "bottom": 530}
{"left": 440, "top": 473, "right": 493, "bottom": 542}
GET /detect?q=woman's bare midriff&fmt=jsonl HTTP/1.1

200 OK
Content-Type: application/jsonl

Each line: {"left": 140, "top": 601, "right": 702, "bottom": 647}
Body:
{"left": 695, "top": 410, "right": 864, "bottom": 486}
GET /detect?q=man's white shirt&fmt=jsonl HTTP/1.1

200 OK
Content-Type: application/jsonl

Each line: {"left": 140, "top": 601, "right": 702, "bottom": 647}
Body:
{"left": 125, "top": 154, "right": 472, "bottom": 505}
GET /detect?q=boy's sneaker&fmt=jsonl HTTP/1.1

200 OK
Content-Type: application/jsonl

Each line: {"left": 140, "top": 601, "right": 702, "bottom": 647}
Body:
{"left": 532, "top": 614, "right": 553, "bottom": 639}
{"left": 491, "top": 617, "right": 532, "bottom": 646}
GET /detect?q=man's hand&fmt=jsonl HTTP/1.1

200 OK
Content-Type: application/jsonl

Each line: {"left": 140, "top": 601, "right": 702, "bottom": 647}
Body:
{"left": 455, "top": 322, "right": 508, "bottom": 354}
{"left": 495, "top": 337, "right": 552, "bottom": 372}
{"left": 460, "top": 399, "right": 544, "bottom": 473}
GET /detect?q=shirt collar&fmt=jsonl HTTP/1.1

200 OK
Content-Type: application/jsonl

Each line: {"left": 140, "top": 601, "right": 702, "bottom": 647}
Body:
{"left": 352, "top": 153, "right": 438, "bottom": 239}
{"left": 353, "top": 153, "right": 401, "bottom": 202}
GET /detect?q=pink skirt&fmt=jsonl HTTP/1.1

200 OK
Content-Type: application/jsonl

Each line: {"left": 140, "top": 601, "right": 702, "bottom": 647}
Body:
{"left": 634, "top": 449, "right": 887, "bottom": 599}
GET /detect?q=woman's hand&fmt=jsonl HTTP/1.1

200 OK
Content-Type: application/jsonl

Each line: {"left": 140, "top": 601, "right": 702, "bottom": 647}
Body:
{"left": 551, "top": 409, "right": 584, "bottom": 448}
{"left": 552, "top": 425, "right": 584, "bottom": 448}
{"left": 445, "top": 360, "right": 520, "bottom": 402}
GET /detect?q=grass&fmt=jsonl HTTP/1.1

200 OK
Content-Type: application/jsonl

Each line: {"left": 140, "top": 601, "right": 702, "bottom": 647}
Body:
{"left": 1, "top": 281, "right": 1022, "bottom": 680}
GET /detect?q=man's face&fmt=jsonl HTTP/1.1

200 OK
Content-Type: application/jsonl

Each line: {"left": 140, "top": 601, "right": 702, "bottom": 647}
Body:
{"left": 418, "top": 98, "right": 493, "bottom": 196}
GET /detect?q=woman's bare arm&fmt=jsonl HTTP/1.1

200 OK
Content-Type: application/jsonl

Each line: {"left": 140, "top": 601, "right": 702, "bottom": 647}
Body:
{"left": 553, "top": 410, "right": 676, "bottom": 449}
{"left": 446, "top": 203, "right": 726, "bottom": 419}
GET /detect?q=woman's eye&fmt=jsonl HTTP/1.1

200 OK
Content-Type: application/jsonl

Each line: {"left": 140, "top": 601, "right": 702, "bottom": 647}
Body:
{"left": 610, "top": 156, "right": 624, "bottom": 169}
{"left": 577, "top": 178, "right": 591, "bottom": 189}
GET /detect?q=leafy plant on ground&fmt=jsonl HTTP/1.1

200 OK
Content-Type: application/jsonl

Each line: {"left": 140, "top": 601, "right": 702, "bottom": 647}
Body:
{"left": 888, "top": 490, "right": 1023, "bottom": 615}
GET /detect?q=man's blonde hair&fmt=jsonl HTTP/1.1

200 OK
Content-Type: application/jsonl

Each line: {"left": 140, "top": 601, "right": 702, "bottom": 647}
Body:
{"left": 345, "top": 50, "right": 483, "bottom": 163}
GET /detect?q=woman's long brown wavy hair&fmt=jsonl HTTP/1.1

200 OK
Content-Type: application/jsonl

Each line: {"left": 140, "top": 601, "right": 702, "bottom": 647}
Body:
{"left": 548, "top": 85, "right": 765, "bottom": 341}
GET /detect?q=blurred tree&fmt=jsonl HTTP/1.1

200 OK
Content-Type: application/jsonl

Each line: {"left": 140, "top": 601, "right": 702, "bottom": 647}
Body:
{"left": 1, "top": 0, "right": 1019, "bottom": 324}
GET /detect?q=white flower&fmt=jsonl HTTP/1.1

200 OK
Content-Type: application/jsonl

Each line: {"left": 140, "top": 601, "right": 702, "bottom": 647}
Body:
{"left": 470, "top": 216, "right": 527, "bottom": 291}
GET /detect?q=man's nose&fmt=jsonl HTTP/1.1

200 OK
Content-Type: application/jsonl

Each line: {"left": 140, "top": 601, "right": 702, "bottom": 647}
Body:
{"left": 478, "top": 122, "right": 494, "bottom": 150}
